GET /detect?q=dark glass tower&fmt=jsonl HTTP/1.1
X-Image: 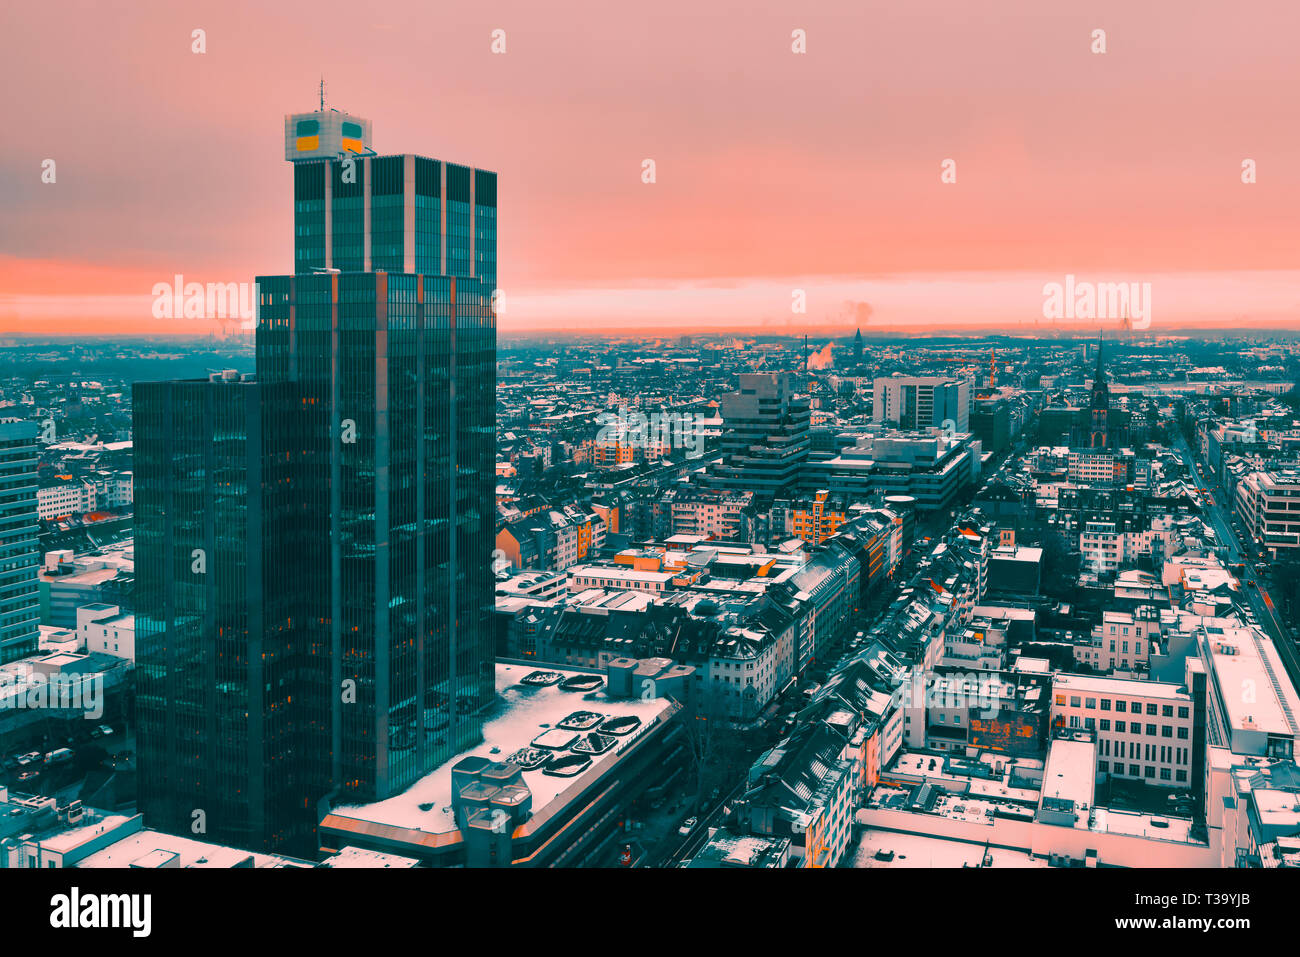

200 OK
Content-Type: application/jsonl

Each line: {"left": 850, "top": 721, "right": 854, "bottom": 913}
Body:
{"left": 0, "top": 419, "right": 39, "bottom": 664}
{"left": 134, "top": 375, "right": 309, "bottom": 849}
{"left": 136, "top": 109, "right": 497, "bottom": 852}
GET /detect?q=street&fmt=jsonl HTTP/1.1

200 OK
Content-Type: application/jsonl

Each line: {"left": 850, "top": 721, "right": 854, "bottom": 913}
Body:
{"left": 1175, "top": 435, "right": 1300, "bottom": 690}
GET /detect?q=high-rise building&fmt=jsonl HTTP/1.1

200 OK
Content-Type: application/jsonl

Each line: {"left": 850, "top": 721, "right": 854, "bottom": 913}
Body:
{"left": 0, "top": 419, "right": 39, "bottom": 664}
{"left": 872, "top": 376, "right": 969, "bottom": 433}
{"left": 134, "top": 373, "right": 307, "bottom": 849}
{"left": 136, "top": 107, "right": 497, "bottom": 853}
{"left": 708, "top": 372, "right": 810, "bottom": 500}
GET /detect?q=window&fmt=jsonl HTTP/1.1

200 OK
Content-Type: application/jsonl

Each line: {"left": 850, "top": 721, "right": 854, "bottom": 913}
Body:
{"left": 1146, "top": 703, "right": 1158, "bottom": 716}
{"left": 1176, "top": 771, "right": 1187, "bottom": 782}
{"left": 1178, "top": 707, "right": 1189, "bottom": 719}
{"left": 1085, "top": 698, "right": 1096, "bottom": 709}
{"left": 1177, "top": 727, "right": 1189, "bottom": 740}
{"left": 1100, "top": 699, "right": 1111, "bottom": 711}
{"left": 1131, "top": 701, "right": 1142, "bottom": 712}
{"left": 1144, "top": 766, "right": 1155, "bottom": 778}
{"left": 1070, "top": 696, "right": 1081, "bottom": 707}
{"left": 1129, "top": 764, "right": 1140, "bottom": 776}
{"left": 1116, "top": 701, "right": 1127, "bottom": 713}
{"left": 1162, "top": 726, "right": 1172, "bottom": 738}
{"left": 1160, "top": 767, "right": 1172, "bottom": 780}
{"left": 1099, "top": 760, "right": 1109, "bottom": 772}
{"left": 1116, "top": 721, "right": 1126, "bottom": 733}
{"left": 1146, "top": 724, "right": 1156, "bottom": 736}
{"left": 1100, "top": 719, "right": 1111, "bottom": 731}
{"left": 1162, "top": 705, "right": 1173, "bottom": 717}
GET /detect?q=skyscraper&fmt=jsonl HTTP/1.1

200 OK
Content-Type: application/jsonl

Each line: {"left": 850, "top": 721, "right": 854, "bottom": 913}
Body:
{"left": 136, "top": 107, "right": 497, "bottom": 852}
{"left": 708, "top": 372, "right": 810, "bottom": 500}
{"left": 0, "top": 419, "right": 39, "bottom": 664}
{"left": 134, "top": 373, "right": 305, "bottom": 849}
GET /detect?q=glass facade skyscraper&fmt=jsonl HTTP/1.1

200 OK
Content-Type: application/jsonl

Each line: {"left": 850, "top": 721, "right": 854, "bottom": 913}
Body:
{"left": 134, "top": 375, "right": 309, "bottom": 849}
{"left": 0, "top": 419, "right": 39, "bottom": 664}
{"left": 136, "top": 110, "right": 497, "bottom": 853}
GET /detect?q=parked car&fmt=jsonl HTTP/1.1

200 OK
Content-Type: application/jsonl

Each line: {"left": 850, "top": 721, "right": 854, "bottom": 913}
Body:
{"left": 678, "top": 816, "right": 698, "bottom": 837}
{"left": 44, "top": 748, "right": 74, "bottom": 766}
{"left": 15, "top": 752, "right": 42, "bottom": 767}
{"left": 90, "top": 725, "right": 114, "bottom": 739}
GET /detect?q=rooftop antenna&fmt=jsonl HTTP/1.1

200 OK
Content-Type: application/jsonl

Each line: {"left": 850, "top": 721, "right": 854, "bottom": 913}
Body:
{"left": 319, "top": 76, "right": 326, "bottom": 112}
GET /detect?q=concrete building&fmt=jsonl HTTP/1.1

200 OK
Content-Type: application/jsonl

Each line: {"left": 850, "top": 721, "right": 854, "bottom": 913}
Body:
{"left": 317, "top": 662, "right": 684, "bottom": 866}
{"left": 1051, "top": 673, "right": 1197, "bottom": 788}
{"left": 872, "top": 376, "right": 969, "bottom": 433}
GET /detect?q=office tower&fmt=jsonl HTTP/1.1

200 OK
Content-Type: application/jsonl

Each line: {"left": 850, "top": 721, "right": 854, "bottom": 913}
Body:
{"left": 708, "top": 372, "right": 810, "bottom": 499}
{"left": 0, "top": 419, "right": 39, "bottom": 664}
{"left": 871, "top": 376, "right": 969, "bottom": 433}
{"left": 136, "top": 108, "right": 497, "bottom": 852}
{"left": 853, "top": 328, "right": 864, "bottom": 362}
{"left": 134, "top": 374, "right": 308, "bottom": 849}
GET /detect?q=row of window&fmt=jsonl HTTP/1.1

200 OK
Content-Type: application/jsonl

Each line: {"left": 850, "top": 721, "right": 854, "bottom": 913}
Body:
{"left": 1059, "top": 694, "right": 1189, "bottom": 719}
{"left": 1098, "top": 760, "right": 1187, "bottom": 782}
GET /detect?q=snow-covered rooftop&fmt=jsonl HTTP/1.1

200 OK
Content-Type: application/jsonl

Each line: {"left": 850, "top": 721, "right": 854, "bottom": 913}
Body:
{"left": 330, "top": 663, "right": 673, "bottom": 835}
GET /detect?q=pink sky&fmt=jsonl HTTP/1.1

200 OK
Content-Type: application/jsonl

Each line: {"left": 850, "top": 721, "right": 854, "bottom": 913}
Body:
{"left": 2, "top": 0, "right": 1299, "bottom": 335}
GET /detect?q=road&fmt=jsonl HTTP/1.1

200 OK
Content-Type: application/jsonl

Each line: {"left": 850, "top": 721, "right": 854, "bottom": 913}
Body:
{"left": 1175, "top": 435, "right": 1300, "bottom": 690}
{"left": 660, "top": 780, "right": 746, "bottom": 867}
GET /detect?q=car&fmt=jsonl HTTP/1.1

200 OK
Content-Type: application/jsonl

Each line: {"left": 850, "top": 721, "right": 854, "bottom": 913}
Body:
{"left": 1248, "top": 580, "right": 1258, "bottom": 588}
{"left": 678, "top": 816, "right": 698, "bottom": 837}
{"left": 16, "top": 770, "right": 40, "bottom": 784}
{"left": 15, "top": 752, "right": 41, "bottom": 766}
{"left": 44, "top": 748, "right": 74, "bottom": 766}
{"left": 90, "top": 724, "right": 114, "bottom": 739}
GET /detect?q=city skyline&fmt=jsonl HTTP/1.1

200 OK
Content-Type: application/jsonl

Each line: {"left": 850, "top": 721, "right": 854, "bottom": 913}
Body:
{"left": 4, "top": 0, "right": 1300, "bottom": 910}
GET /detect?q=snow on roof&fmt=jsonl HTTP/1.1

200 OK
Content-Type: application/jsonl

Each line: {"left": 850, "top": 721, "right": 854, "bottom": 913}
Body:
{"left": 330, "top": 663, "right": 673, "bottom": 834}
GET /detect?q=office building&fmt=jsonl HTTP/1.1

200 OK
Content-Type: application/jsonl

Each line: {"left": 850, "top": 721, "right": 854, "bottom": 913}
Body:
{"left": 872, "top": 376, "right": 969, "bottom": 433}
{"left": 0, "top": 420, "right": 40, "bottom": 664}
{"left": 135, "top": 107, "right": 497, "bottom": 852}
{"left": 708, "top": 372, "right": 810, "bottom": 499}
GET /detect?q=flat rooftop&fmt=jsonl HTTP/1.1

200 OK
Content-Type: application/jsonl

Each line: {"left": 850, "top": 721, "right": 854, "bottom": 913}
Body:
{"left": 76, "top": 827, "right": 308, "bottom": 868}
{"left": 1053, "top": 673, "right": 1189, "bottom": 701}
{"left": 1040, "top": 736, "right": 1097, "bottom": 811}
{"left": 329, "top": 663, "right": 674, "bottom": 836}
{"left": 849, "top": 828, "right": 1049, "bottom": 869}
{"left": 318, "top": 846, "right": 421, "bottom": 868}
{"left": 1202, "top": 622, "right": 1300, "bottom": 740}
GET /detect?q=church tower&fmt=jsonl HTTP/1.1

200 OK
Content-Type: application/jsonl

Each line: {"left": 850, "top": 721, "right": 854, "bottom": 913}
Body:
{"left": 1088, "top": 332, "right": 1109, "bottom": 448}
